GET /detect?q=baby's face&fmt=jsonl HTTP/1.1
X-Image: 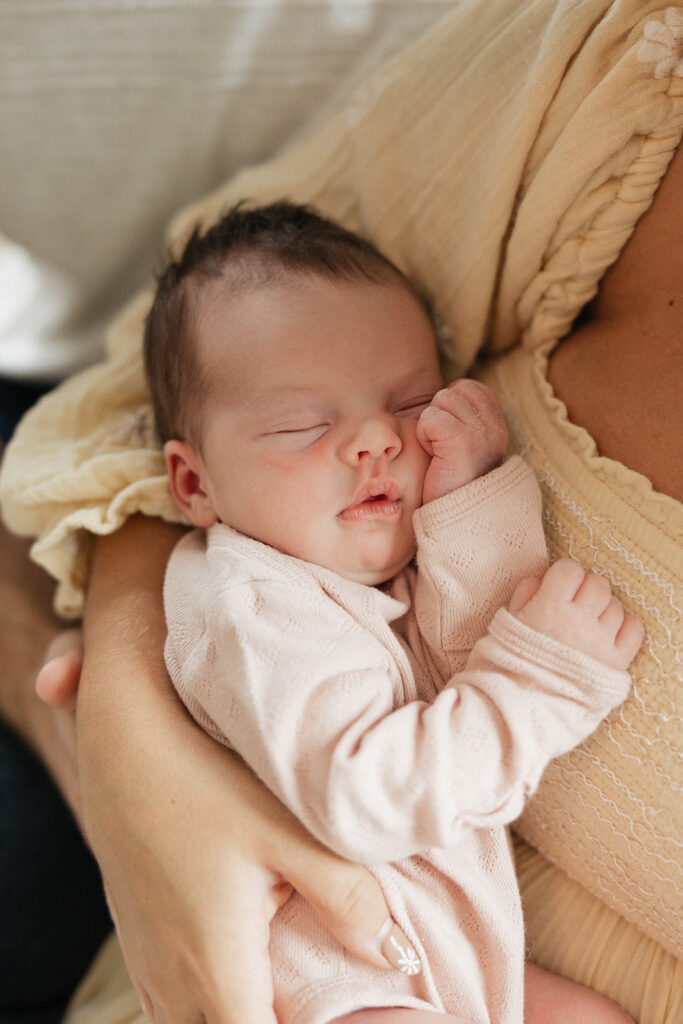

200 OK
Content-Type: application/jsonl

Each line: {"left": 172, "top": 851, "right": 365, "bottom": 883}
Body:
{"left": 186, "top": 272, "right": 442, "bottom": 584}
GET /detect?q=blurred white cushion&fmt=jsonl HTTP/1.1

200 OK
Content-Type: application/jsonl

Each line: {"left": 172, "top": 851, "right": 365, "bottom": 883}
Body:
{"left": 0, "top": 0, "right": 453, "bottom": 381}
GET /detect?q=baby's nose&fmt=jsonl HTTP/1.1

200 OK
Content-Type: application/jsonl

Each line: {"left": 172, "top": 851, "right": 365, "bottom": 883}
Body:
{"left": 343, "top": 416, "right": 402, "bottom": 464}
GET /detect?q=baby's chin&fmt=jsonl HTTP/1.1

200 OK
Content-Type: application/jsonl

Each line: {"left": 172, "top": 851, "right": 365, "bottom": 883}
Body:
{"left": 259, "top": 531, "right": 417, "bottom": 587}
{"left": 331, "top": 549, "right": 416, "bottom": 588}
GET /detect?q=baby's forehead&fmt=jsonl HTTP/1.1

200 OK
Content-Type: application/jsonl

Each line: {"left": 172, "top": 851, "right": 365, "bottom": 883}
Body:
{"left": 191, "top": 265, "right": 439, "bottom": 385}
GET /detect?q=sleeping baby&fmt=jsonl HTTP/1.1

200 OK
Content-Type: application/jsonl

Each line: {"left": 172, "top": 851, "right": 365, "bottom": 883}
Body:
{"left": 143, "top": 201, "right": 641, "bottom": 1024}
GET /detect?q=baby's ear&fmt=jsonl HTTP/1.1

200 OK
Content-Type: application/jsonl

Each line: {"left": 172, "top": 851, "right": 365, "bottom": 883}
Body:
{"left": 164, "top": 439, "right": 218, "bottom": 528}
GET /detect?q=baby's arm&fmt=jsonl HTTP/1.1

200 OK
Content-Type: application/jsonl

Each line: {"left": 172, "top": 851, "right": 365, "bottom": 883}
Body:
{"left": 413, "top": 380, "right": 548, "bottom": 675}
{"left": 411, "top": 454, "right": 548, "bottom": 676}
{"left": 167, "top": 535, "right": 641, "bottom": 865}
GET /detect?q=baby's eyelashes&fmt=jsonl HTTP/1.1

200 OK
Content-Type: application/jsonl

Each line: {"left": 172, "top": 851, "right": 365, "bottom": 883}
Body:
{"left": 271, "top": 424, "right": 328, "bottom": 434}
{"left": 264, "top": 422, "right": 330, "bottom": 446}
{"left": 394, "top": 395, "right": 438, "bottom": 418}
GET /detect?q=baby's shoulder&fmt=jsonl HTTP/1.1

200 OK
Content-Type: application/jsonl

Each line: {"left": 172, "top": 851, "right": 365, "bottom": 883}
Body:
{"left": 201, "top": 524, "right": 319, "bottom": 597}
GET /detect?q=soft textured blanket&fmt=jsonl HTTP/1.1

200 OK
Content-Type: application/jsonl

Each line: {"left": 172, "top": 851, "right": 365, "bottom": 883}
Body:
{"left": 1, "top": 1, "right": 682, "bottom": 1020}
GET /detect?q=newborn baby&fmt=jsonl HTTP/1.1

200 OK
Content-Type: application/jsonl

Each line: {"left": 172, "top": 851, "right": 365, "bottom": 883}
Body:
{"left": 143, "top": 201, "right": 640, "bottom": 1024}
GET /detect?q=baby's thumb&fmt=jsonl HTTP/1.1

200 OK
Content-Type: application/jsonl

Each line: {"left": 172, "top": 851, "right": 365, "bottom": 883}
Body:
{"left": 508, "top": 576, "right": 543, "bottom": 616}
{"left": 286, "top": 852, "right": 420, "bottom": 975}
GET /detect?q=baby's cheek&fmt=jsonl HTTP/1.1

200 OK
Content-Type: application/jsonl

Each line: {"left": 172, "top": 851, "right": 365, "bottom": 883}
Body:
{"left": 265, "top": 451, "right": 333, "bottom": 516}
{"left": 260, "top": 451, "right": 297, "bottom": 473}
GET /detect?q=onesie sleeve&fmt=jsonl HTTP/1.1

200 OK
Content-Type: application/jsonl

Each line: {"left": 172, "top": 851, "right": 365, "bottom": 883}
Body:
{"left": 166, "top": 531, "right": 631, "bottom": 865}
{"left": 412, "top": 455, "right": 549, "bottom": 677}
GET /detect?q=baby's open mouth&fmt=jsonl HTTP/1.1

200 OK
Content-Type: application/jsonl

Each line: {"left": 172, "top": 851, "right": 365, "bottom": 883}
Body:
{"left": 339, "top": 497, "right": 401, "bottom": 521}
{"left": 339, "top": 480, "right": 402, "bottom": 521}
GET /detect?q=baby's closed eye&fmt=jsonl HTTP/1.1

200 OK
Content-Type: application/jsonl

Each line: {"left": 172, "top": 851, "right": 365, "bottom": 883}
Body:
{"left": 264, "top": 421, "right": 330, "bottom": 445}
{"left": 394, "top": 394, "right": 438, "bottom": 418}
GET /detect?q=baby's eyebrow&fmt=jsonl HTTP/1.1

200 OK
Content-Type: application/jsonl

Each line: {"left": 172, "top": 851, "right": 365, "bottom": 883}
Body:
{"left": 245, "top": 386, "right": 322, "bottom": 406}
{"left": 257, "top": 385, "right": 322, "bottom": 399}
{"left": 243, "top": 388, "right": 329, "bottom": 420}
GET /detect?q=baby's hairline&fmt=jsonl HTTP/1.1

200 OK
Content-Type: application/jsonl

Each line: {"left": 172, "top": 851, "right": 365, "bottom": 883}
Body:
{"left": 145, "top": 200, "right": 439, "bottom": 449}
{"left": 177, "top": 260, "right": 431, "bottom": 449}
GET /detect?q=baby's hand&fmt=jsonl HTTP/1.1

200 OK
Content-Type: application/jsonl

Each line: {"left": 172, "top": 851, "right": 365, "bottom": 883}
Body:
{"left": 508, "top": 559, "right": 644, "bottom": 672}
{"left": 417, "top": 380, "right": 508, "bottom": 504}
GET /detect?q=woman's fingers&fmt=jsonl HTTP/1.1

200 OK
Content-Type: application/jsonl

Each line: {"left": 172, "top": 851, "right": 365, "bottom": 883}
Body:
{"left": 36, "top": 628, "right": 83, "bottom": 711}
{"left": 277, "top": 840, "right": 418, "bottom": 974}
{"left": 200, "top": 868, "right": 279, "bottom": 1024}
{"left": 106, "top": 861, "right": 280, "bottom": 1024}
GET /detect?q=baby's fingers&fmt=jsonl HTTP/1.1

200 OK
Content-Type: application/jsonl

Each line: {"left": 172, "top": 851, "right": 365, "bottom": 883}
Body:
{"left": 433, "top": 381, "right": 494, "bottom": 423}
{"left": 533, "top": 558, "right": 586, "bottom": 602}
{"left": 416, "top": 404, "right": 463, "bottom": 447}
{"left": 574, "top": 572, "right": 613, "bottom": 616}
{"left": 508, "top": 576, "right": 543, "bottom": 615}
{"left": 615, "top": 615, "right": 645, "bottom": 666}
{"left": 441, "top": 379, "right": 507, "bottom": 430}
{"left": 598, "top": 596, "right": 625, "bottom": 637}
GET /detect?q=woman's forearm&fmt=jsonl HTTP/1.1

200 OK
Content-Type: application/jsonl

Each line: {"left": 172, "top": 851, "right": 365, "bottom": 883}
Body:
{"left": 81, "top": 514, "right": 182, "bottom": 706}
{"left": 78, "top": 514, "right": 190, "bottom": 847}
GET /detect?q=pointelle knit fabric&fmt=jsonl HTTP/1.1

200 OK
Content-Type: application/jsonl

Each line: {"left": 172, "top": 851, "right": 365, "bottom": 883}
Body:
{"left": 164, "top": 458, "right": 632, "bottom": 1024}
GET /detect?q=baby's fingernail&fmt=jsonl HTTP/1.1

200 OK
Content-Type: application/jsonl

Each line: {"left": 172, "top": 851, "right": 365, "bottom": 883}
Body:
{"left": 376, "top": 917, "right": 421, "bottom": 975}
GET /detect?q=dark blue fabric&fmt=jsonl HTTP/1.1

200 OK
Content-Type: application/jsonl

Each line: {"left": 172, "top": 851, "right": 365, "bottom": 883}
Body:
{"left": 1, "top": 378, "right": 112, "bottom": 1023}
{"left": 0, "top": 378, "right": 52, "bottom": 445}
{"left": 0, "top": 722, "right": 112, "bottom": 1024}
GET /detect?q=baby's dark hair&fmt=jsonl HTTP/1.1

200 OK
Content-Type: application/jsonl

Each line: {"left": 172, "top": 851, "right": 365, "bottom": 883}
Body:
{"left": 143, "top": 200, "right": 408, "bottom": 445}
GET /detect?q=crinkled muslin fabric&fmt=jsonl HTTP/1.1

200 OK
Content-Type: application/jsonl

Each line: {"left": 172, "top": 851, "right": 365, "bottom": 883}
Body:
{"left": 1, "top": 1, "right": 682, "bottom": 1021}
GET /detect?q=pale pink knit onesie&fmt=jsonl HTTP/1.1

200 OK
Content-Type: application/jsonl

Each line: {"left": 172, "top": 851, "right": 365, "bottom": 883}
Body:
{"left": 164, "top": 457, "right": 632, "bottom": 1024}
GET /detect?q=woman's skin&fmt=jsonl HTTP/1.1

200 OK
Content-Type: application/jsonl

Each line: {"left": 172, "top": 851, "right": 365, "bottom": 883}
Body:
{"left": 0, "top": 523, "right": 77, "bottom": 812}
{"left": 4, "top": 139, "right": 681, "bottom": 1024}
{"left": 547, "top": 140, "right": 683, "bottom": 505}
{"left": 333, "top": 963, "right": 633, "bottom": 1024}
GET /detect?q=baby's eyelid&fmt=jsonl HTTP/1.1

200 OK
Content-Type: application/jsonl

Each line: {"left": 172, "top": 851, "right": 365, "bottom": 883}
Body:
{"left": 395, "top": 396, "right": 434, "bottom": 415}
{"left": 265, "top": 422, "right": 330, "bottom": 440}
{"left": 274, "top": 423, "right": 328, "bottom": 434}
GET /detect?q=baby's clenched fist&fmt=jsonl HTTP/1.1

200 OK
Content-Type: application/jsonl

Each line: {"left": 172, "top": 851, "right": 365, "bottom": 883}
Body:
{"left": 508, "top": 559, "right": 644, "bottom": 672}
{"left": 417, "top": 380, "right": 508, "bottom": 504}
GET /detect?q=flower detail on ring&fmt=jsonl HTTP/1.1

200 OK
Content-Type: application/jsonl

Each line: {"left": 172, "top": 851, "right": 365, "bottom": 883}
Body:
{"left": 388, "top": 933, "right": 421, "bottom": 976}
{"left": 637, "top": 8, "right": 683, "bottom": 79}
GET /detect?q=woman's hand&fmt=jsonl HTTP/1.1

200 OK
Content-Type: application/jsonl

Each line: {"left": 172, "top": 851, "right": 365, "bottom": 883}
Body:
{"left": 76, "top": 515, "right": 410, "bottom": 1024}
